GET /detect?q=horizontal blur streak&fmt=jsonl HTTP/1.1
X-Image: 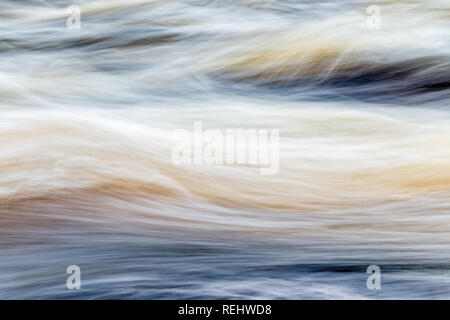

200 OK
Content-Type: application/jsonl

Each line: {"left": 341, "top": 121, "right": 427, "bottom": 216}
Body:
{"left": 1, "top": 104, "right": 450, "bottom": 210}
{"left": 0, "top": 0, "right": 449, "bottom": 104}
{"left": 0, "top": 0, "right": 449, "bottom": 299}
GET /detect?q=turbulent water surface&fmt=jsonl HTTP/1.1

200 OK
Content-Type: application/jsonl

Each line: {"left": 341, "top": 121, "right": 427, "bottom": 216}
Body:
{"left": 1, "top": 0, "right": 450, "bottom": 299}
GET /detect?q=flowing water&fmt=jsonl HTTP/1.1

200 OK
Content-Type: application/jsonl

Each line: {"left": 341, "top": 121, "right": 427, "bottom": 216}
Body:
{"left": 0, "top": 0, "right": 449, "bottom": 299}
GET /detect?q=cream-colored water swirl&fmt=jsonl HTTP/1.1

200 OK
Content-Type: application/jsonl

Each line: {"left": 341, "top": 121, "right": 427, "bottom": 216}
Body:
{"left": 0, "top": 0, "right": 449, "bottom": 299}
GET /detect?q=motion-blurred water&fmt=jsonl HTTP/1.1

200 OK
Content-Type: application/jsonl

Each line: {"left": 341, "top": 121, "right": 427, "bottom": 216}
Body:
{"left": 0, "top": 0, "right": 449, "bottom": 299}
